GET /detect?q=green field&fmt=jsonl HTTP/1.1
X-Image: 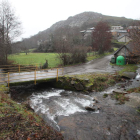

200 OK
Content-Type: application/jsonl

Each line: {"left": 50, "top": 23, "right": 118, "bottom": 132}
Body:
{"left": 8, "top": 53, "right": 61, "bottom": 68}
{"left": 8, "top": 50, "right": 115, "bottom": 68}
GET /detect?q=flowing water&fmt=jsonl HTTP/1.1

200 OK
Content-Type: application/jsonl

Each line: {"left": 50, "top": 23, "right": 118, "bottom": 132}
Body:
{"left": 10, "top": 68, "right": 140, "bottom": 140}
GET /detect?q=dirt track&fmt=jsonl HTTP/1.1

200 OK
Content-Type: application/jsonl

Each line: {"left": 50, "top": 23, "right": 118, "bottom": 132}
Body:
{"left": 64, "top": 55, "right": 121, "bottom": 75}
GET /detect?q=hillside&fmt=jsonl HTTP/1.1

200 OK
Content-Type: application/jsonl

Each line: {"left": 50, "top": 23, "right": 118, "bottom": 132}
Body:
{"left": 14, "top": 11, "right": 134, "bottom": 52}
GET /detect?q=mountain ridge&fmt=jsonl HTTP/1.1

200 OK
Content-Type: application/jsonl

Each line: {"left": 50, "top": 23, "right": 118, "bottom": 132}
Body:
{"left": 18, "top": 11, "right": 135, "bottom": 50}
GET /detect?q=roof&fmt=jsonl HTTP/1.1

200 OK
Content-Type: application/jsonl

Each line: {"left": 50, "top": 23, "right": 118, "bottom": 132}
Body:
{"left": 111, "top": 30, "right": 127, "bottom": 33}
{"left": 114, "top": 41, "right": 140, "bottom": 56}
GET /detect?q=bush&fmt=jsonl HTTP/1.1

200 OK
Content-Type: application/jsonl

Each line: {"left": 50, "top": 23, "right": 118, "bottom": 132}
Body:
{"left": 70, "top": 46, "right": 87, "bottom": 64}
{"left": 42, "top": 60, "right": 48, "bottom": 69}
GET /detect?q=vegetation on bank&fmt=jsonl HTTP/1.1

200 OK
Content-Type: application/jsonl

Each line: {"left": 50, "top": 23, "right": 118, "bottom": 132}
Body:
{"left": 118, "top": 64, "right": 138, "bottom": 75}
{"left": 9, "top": 49, "right": 116, "bottom": 68}
{"left": 0, "top": 91, "right": 64, "bottom": 140}
{"left": 87, "top": 52, "right": 112, "bottom": 61}
{"left": 57, "top": 73, "right": 122, "bottom": 92}
{"left": 127, "top": 87, "right": 140, "bottom": 93}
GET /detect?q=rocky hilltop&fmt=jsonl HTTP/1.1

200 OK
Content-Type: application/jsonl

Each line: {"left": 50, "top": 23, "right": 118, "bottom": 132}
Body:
{"left": 17, "top": 11, "right": 134, "bottom": 50}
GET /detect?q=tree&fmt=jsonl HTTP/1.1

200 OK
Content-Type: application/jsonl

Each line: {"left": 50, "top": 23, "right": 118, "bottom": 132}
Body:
{"left": 92, "top": 21, "right": 112, "bottom": 54}
{"left": 128, "top": 22, "right": 140, "bottom": 54}
{"left": 0, "top": 1, "right": 21, "bottom": 63}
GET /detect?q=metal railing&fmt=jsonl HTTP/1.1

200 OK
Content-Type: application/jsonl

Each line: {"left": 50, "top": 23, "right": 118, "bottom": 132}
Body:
{"left": 0, "top": 64, "right": 64, "bottom": 87}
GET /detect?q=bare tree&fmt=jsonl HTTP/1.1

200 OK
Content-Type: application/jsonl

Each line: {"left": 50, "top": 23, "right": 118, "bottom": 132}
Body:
{"left": 128, "top": 22, "right": 140, "bottom": 54}
{"left": 0, "top": 1, "right": 22, "bottom": 63}
{"left": 92, "top": 21, "right": 112, "bottom": 54}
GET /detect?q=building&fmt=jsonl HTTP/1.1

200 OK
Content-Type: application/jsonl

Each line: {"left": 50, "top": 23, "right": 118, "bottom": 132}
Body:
{"left": 114, "top": 42, "right": 140, "bottom": 63}
{"left": 117, "top": 35, "right": 131, "bottom": 43}
{"left": 111, "top": 26, "right": 123, "bottom": 30}
{"left": 80, "top": 27, "right": 95, "bottom": 39}
{"left": 111, "top": 30, "right": 128, "bottom": 39}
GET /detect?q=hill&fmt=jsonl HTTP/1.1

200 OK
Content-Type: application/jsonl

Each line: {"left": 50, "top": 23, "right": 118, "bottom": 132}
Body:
{"left": 13, "top": 11, "right": 135, "bottom": 52}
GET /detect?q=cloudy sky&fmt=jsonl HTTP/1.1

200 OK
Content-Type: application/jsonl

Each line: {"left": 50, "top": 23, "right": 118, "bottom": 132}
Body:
{"left": 5, "top": 0, "right": 140, "bottom": 40}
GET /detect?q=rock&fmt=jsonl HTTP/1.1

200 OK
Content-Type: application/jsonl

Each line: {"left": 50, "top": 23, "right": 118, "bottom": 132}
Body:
{"left": 71, "top": 80, "right": 75, "bottom": 85}
{"left": 120, "top": 72, "right": 137, "bottom": 79}
{"left": 113, "top": 89, "right": 128, "bottom": 94}
{"left": 85, "top": 106, "right": 96, "bottom": 111}
{"left": 60, "top": 91, "right": 69, "bottom": 96}
{"left": 85, "top": 85, "right": 93, "bottom": 91}
{"left": 84, "top": 91, "right": 89, "bottom": 94}
{"left": 22, "top": 100, "right": 34, "bottom": 112}
{"left": 92, "top": 90, "right": 96, "bottom": 92}
{"left": 93, "top": 97, "right": 99, "bottom": 103}
{"left": 74, "top": 83, "right": 84, "bottom": 91}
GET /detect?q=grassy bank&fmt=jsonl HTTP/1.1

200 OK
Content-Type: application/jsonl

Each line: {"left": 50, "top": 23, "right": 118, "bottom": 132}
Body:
{"left": 56, "top": 73, "right": 122, "bottom": 91}
{"left": 118, "top": 64, "right": 138, "bottom": 75}
{"left": 8, "top": 50, "right": 114, "bottom": 68}
{"left": 87, "top": 52, "right": 112, "bottom": 61}
{"left": 0, "top": 91, "right": 64, "bottom": 140}
{"left": 8, "top": 53, "right": 61, "bottom": 68}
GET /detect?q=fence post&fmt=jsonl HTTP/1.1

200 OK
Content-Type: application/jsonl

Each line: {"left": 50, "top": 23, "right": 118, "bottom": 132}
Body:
{"left": 56, "top": 68, "right": 58, "bottom": 82}
{"left": 19, "top": 65, "right": 20, "bottom": 73}
{"left": 8, "top": 72, "right": 9, "bottom": 87}
{"left": 36, "top": 64, "right": 37, "bottom": 70}
{"left": 34, "top": 70, "right": 36, "bottom": 85}
{"left": 62, "top": 68, "right": 64, "bottom": 75}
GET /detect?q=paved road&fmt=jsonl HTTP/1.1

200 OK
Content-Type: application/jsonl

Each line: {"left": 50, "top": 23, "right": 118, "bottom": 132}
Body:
{"left": 0, "top": 55, "right": 121, "bottom": 84}
{"left": 64, "top": 55, "right": 121, "bottom": 75}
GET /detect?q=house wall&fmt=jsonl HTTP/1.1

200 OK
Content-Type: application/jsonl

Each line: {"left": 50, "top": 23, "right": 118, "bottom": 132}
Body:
{"left": 118, "top": 36, "right": 131, "bottom": 42}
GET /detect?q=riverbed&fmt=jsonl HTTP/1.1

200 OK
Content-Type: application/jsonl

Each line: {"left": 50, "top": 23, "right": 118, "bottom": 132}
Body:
{"left": 10, "top": 74, "right": 140, "bottom": 140}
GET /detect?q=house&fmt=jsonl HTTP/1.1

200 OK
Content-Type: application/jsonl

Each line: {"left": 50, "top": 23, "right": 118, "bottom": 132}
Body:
{"left": 80, "top": 27, "right": 95, "bottom": 39}
{"left": 127, "top": 26, "right": 140, "bottom": 29}
{"left": 111, "top": 26, "right": 123, "bottom": 30}
{"left": 111, "top": 30, "right": 128, "bottom": 39}
{"left": 114, "top": 42, "right": 140, "bottom": 63}
{"left": 117, "top": 35, "right": 131, "bottom": 43}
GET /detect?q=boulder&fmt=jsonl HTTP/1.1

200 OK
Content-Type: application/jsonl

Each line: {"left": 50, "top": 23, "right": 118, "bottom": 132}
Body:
{"left": 22, "top": 100, "right": 34, "bottom": 112}
{"left": 71, "top": 80, "right": 76, "bottom": 85}
{"left": 120, "top": 72, "right": 137, "bottom": 79}
{"left": 93, "top": 97, "right": 99, "bottom": 103}
{"left": 74, "top": 83, "right": 84, "bottom": 91}
{"left": 60, "top": 91, "right": 69, "bottom": 96}
{"left": 85, "top": 105, "right": 100, "bottom": 111}
{"left": 113, "top": 89, "right": 128, "bottom": 94}
{"left": 85, "top": 106, "right": 96, "bottom": 111}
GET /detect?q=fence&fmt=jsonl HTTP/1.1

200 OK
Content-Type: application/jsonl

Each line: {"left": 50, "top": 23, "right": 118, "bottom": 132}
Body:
{"left": 0, "top": 64, "right": 64, "bottom": 88}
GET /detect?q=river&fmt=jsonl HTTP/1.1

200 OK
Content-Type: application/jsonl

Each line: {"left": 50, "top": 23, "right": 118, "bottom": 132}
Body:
{"left": 10, "top": 72, "right": 140, "bottom": 140}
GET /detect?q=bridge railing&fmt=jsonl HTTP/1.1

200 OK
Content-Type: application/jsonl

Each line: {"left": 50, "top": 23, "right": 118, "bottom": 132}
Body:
{"left": 0, "top": 63, "right": 42, "bottom": 73}
{"left": 0, "top": 65, "right": 64, "bottom": 87}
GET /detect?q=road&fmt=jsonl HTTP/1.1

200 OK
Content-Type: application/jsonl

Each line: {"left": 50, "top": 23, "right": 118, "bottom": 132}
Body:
{"left": 64, "top": 55, "right": 121, "bottom": 75}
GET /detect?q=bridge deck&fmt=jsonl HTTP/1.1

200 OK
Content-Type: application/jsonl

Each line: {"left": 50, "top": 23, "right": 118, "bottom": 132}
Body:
{"left": 0, "top": 68, "right": 63, "bottom": 85}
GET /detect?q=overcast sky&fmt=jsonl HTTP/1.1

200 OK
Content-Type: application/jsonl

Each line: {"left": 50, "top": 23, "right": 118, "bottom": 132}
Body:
{"left": 5, "top": 0, "right": 140, "bottom": 40}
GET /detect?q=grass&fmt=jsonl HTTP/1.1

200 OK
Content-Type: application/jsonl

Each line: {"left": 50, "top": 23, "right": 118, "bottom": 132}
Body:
{"left": 110, "top": 92, "right": 129, "bottom": 104}
{"left": 61, "top": 73, "right": 122, "bottom": 91}
{"left": 8, "top": 53, "right": 61, "bottom": 68}
{"left": 9, "top": 50, "right": 113, "bottom": 68}
{"left": 127, "top": 87, "right": 140, "bottom": 93}
{"left": 87, "top": 52, "right": 112, "bottom": 61}
{"left": 0, "top": 91, "right": 64, "bottom": 140}
{"left": 118, "top": 64, "right": 138, "bottom": 75}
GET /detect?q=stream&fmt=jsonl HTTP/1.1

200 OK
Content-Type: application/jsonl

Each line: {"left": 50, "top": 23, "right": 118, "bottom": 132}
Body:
{"left": 10, "top": 67, "right": 140, "bottom": 140}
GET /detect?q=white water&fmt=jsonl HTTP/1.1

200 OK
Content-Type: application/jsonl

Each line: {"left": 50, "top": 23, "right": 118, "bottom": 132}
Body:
{"left": 30, "top": 89, "right": 98, "bottom": 129}
{"left": 136, "top": 73, "right": 140, "bottom": 79}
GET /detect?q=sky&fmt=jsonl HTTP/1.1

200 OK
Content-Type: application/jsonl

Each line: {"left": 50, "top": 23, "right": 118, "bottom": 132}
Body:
{"left": 3, "top": 0, "right": 140, "bottom": 40}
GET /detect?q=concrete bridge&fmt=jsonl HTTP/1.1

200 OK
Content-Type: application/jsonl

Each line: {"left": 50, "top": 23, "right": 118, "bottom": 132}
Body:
{"left": 0, "top": 67, "right": 63, "bottom": 87}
